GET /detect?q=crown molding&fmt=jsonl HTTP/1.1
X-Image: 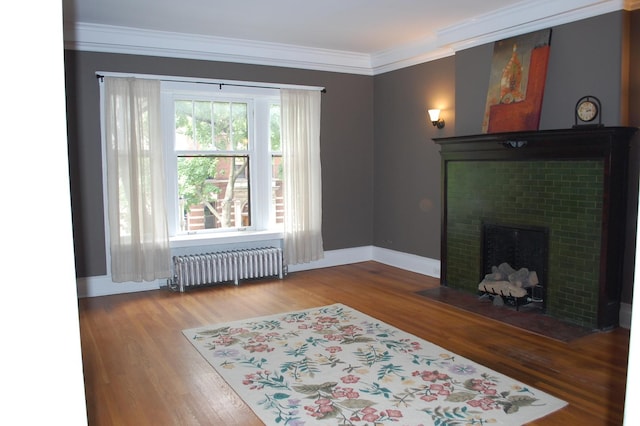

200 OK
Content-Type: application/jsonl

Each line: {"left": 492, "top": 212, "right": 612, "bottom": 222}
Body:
{"left": 63, "top": 0, "right": 629, "bottom": 76}
{"left": 370, "top": 38, "right": 455, "bottom": 75}
{"left": 64, "top": 23, "right": 374, "bottom": 75}
{"left": 436, "top": 0, "right": 627, "bottom": 53}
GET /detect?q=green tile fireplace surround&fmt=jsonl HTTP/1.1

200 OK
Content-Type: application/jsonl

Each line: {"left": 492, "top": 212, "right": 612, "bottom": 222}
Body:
{"left": 434, "top": 127, "right": 638, "bottom": 329}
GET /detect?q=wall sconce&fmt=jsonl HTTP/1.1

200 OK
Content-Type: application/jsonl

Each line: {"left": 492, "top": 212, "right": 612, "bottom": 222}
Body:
{"left": 428, "top": 109, "right": 445, "bottom": 129}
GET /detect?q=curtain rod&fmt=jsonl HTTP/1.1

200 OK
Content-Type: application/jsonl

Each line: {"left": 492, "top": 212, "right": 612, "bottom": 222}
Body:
{"left": 95, "top": 73, "right": 326, "bottom": 93}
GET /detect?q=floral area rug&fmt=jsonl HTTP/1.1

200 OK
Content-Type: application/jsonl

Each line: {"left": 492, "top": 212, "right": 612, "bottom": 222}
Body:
{"left": 183, "top": 303, "right": 567, "bottom": 425}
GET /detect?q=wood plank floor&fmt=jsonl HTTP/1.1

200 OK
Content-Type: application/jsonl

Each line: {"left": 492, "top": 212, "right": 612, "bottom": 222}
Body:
{"left": 78, "top": 261, "right": 630, "bottom": 425}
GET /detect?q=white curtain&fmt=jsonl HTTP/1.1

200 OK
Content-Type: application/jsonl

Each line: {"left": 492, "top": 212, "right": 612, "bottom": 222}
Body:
{"left": 104, "top": 77, "right": 172, "bottom": 282}
{"left": 281, "top": 89, "right": 324, "bottom": 265}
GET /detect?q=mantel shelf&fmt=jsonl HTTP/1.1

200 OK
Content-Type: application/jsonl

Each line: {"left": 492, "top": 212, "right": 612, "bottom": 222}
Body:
{"left": 433, "top": 127, "right": 638, "bottom": 161}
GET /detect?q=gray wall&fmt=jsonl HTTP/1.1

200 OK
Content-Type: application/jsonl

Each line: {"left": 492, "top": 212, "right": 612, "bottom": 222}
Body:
{"left": 64, "top": 52, "right": 374, "bottom": 278}
{"left": 372, "top": 57, "right": 455, "bottom": 259}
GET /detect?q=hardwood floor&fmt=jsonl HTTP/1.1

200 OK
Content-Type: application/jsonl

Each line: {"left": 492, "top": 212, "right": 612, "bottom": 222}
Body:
{"left": 78, "top": 261, "right": 630, "bottom": 425}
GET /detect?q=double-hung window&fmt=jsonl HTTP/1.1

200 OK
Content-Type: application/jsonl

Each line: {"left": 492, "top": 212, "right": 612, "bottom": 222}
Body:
{"left": 162, "top": 82, "right": 283, "bottom": 239}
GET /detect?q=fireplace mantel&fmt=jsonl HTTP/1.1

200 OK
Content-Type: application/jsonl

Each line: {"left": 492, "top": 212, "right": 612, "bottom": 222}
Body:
{"left": 434, "top": 126, "right": 637, "bottom": 160}
{"left": 434, "top": 127, "right": 638, "bottom": 329}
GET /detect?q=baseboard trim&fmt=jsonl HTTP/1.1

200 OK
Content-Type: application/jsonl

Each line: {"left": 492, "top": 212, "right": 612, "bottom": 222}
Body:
{"left": 620, "top": 302, "right": 632, "bottom": 329}
{"left": 77, "top": 246, "right": 440, "bottom": 298}
{"left": 286, "top": 246, "right": 374, "bottom": 273}
{"left": 76, "top": 275, "right": 164, "bottom": 298}
{"left": 372, "top": 246, "right": 441, "bottom": 278}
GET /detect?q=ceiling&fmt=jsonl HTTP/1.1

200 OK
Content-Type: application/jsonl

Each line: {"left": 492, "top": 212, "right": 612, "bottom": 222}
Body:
{"left": 62, "top": 0, "right": 635, "bottom": 75}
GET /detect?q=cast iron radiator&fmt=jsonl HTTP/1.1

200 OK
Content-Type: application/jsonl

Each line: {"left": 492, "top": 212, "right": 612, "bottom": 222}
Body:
{"left": 169, "top": 247, "right": 284, "bottom": 292}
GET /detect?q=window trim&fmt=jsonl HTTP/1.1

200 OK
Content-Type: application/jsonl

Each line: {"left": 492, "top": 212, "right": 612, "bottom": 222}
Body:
{"left": 161, "top": 81, "right": 281, "bottom": 240}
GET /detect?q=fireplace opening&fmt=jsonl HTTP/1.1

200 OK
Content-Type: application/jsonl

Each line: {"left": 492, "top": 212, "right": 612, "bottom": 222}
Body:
{"left": 479, "top": 222, "right": 549, "bottom": 312}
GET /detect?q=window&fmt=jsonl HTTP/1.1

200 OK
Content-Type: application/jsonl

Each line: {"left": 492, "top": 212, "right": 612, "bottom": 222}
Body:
{"left": 162, "top": 82, "right": 282, "bottom": 238}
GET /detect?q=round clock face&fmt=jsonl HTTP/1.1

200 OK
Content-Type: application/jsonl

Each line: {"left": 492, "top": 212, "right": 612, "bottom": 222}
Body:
{"left": 577, "top": 100, "right": 598, "bottom": 122}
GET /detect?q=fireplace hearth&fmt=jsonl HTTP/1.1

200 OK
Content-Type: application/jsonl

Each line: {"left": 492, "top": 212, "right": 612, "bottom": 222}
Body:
{"left": 479, "top": 222, "right": 548, "bottom": 312}
{"left": 434, "top": 127, "right": 638, "bottom": 329}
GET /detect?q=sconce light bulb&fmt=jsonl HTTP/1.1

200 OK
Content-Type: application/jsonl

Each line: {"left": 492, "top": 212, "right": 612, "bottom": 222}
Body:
{"left": 428, "top": 109, "right": 445, "bottom": 129}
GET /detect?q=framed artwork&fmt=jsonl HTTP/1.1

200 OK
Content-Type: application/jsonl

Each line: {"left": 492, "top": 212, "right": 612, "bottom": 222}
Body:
{"left": 482, "top": 29, "right": 552, "bottom": 133}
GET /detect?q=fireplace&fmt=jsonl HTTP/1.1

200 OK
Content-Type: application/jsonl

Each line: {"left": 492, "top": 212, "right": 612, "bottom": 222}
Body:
{"left": 480, "top": 222, "right": 549, "bottom": 311}
{"left": 434, "top": 127, "right": 638, "bottom": 329}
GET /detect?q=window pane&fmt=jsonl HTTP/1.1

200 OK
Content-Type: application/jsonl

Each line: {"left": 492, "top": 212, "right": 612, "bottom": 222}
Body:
{"left": 213, "top": 102, "right": 230, "bottom": 150}
{"left": 232, "top": 103, "right": 249, "bottom": 150}
{"left": 177, "top": 101, "right": 248, "bottom": 152}
{"left": 270, "top": 104, "right": 281, "bottom": 152}
{"left": 175, "top": 100, "right": 194, "bottom": 150}
{"left": 272, "top": 155, "right": 283, "bottom": 225}
{"left": 175, "top": 100, "right": 214, "bottom": 151}
{"left": 194, "top": 101, "right": 213, "bottom": 149}
{"left": 177, "top": 156, "right": 250, "bottom": 231}
{"left": 270, "top": 104, "right": 283, "bottom": 225}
